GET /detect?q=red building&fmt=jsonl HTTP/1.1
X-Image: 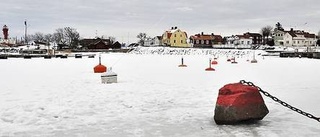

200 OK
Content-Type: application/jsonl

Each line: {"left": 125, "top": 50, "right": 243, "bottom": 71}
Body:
{"left": 190, "top": 33, "right": 223, "bottom": 48}
{"left": 79, "top": 38, "right": 121, "bottom": 49}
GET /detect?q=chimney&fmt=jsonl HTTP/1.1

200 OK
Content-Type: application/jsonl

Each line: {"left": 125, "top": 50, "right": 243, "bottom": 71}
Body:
{"left": 175, "top": 26, "right": 178, "bottom": 29}
{"left": 201, "top": 32, "right": 204, "bottom": 35}
{"left": 290, "top": 28, "right": 293, "bottom": 32}
{"left": 171, "top": 27, "right": 174, "bottom": 30}
{"left": 211, "top": 33, "right": 214, "bottom": 36}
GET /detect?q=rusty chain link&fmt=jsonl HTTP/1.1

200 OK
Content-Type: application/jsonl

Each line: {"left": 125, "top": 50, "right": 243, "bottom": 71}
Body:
{"left": 239, "top": 80, "right": 320, "bottom": 122}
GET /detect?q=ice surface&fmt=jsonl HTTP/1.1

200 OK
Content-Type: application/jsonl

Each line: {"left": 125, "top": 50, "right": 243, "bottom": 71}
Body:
{"left": 0, "top": 47, "right": 320, "bottom": 136}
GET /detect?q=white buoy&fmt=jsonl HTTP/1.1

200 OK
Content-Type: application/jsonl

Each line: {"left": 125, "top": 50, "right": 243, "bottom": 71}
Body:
{"left": 101, "top": 68, "right": 117, "bottom": 84}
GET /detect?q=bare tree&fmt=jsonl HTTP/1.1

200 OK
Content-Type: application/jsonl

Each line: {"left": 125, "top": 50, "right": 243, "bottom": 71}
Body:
{"left": 137, "top": 33, "right": 147, "bottom": 46}
{"left": 44, "top": 34, "right": 53, "bottom": 44}
{"left": 52, "top": 27, "right": 80, "bottom": 49}
{"left": 64, "top": 27, "right": 80, "bottom": 49}
{"left": 275, "top": 22, "right": 284, "bottom": 31}
{"left": 29, "top": 32, "right": 45, "bottom": 42}
{"left": 261, "top": 26, "right": 273, "bottom": 45}
{"left": 108, "top": 36, "right": 116, "bottom": 44}
{"left": 53, "top": 28, "right": 65, "bottom": 44}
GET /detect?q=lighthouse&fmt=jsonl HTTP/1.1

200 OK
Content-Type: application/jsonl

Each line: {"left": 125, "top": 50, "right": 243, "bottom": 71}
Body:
{"left": 2, "top": 25, "right": 9, "bottom": 40}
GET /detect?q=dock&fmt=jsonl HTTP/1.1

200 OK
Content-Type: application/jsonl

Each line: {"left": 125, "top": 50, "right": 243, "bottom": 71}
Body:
{"left": 279, "top": 52, "right": 320, "bottom": 59}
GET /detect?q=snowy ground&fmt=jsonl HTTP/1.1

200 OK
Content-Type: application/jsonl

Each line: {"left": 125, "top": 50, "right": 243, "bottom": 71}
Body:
{"left": 1, "top": 47, "right": 320, "bottom": 136}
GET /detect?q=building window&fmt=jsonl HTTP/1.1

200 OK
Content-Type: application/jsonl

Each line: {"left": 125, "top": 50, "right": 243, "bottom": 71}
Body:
{"left": 181, "top": 40, "right": 183, "bottom": 43}
{"left": 196, "top": 40, "right": 199, "bottom": 44}
{"left": 174, "top": 40, "right": 176, "bottom": 43}
{"left": 206, "top": 40, "right": 209, "bottom": 44}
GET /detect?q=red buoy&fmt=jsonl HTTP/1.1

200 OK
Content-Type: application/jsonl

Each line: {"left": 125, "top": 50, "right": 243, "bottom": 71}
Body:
{"left": 231, "top": 57, "right": 238, "bottom": 64}
{"left": 178, "top": 57, "right": 187, "bottom": 67}
{"left": 211, "top": 60, "right": 218, "bottom": 65}
{"left": 94, "top": 55, "right": 107, "bottom": 73}
{"left": 206, "top": 58, "right": 215, "bottom": 71}
{"left": 94, "top": 64, "right": 107, "bottom": 73}
{"left": 251, "top": 51, "right": 258, "bottom": 63}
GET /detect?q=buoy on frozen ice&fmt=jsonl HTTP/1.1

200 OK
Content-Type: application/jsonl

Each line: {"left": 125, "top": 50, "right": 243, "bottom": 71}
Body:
{"left": 211, "top": 58, "right": 218, "bottom": 65}
{"left": 205, "top": 58, "right": 215, "bottom": 71}
{"left": 251, "top": 51, "right": 258, "bottom": 63}
{"left": 101, "top": 67, "right": 117, "bottom": 84}
{"left": 178, "top": 57, "right": 187, "bottom": 67}
{"left": 94, "top": 54, "right": 107, "bottom": 73}
{"left": 231, "top": 57, "right": 238, "bottom": 64}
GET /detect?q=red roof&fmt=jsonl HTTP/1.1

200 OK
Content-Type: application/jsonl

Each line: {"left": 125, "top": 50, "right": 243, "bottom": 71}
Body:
{"left": 190, "top": 34, "right": 214, "bottom": 40}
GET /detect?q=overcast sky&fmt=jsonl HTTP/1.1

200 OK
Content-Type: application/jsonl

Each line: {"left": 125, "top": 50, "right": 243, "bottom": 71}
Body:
{"left": 1, "top": 0, "right": 320, "bottom": 43}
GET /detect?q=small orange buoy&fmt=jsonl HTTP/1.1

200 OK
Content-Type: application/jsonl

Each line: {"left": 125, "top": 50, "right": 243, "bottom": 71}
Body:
{"left": 94, "top": 55, "right": 107, "bottom": 73}
{"left": 94, "top": 64, "right": 107, "bottom": 73}
{"left": 178, "top": 57, "right": 187, "bottom": 67}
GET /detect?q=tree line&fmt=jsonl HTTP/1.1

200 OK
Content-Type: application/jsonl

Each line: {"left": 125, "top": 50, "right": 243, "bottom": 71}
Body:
{"left": 28, "top": 27, "right": 80, "bottom": 49}
{"left": 27, "top": 27, "right": 117, "bottom": 49}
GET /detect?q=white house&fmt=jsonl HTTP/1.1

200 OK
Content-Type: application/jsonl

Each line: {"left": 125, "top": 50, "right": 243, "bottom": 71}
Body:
{"left": 154, "top": 36, "right": 162, "bottom": 46}
{"left": 144, "top": 37, "right": 155, "bottom": 47}
{"left": 225, "top": 35, "right": 252, "bottom": 45}
{"left": 144, "top": 36, "right": 162, "bottom": 47}
{"left": 274, "top": 28, "right": 317, "bottom": 47}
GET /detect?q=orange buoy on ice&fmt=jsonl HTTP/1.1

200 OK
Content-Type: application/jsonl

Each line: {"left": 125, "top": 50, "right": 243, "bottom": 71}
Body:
{"left": 178, "top": 57, "right": 187, "bottom": 67}
{"left": 94, "top": 55, "right": 107, "bottom": 73}
{"left": 205, "top": 58, "right": 215, "bottom": 71}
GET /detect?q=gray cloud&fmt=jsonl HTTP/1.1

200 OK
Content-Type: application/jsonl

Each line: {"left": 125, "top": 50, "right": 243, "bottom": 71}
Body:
{"left": 1, "top": 0, "right": 320, "bottom": 43}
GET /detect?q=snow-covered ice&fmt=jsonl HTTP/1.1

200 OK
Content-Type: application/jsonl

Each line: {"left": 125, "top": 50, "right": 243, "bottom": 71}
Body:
{"left": 1, "top": 47, "right": 320, "bottom": 136}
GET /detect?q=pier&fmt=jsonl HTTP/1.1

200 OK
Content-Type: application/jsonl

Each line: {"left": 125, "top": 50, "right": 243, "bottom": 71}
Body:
{"left": 280, "top": 52, "right": 320, "bottom": 59}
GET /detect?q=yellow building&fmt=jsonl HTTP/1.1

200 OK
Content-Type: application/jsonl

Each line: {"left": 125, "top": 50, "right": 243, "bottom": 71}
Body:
{"left": 162, "top": 27, "right": 190, "bottom": 47}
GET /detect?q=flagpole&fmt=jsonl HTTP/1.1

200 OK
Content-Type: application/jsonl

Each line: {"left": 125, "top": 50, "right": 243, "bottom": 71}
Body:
{"left": 24, "top": 20, "right": 27, "bottom": 45}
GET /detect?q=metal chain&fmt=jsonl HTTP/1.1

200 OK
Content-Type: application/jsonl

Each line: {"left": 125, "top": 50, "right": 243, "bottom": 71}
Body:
{"left": 239, "top": 80, "right": 320, "bottom": 122}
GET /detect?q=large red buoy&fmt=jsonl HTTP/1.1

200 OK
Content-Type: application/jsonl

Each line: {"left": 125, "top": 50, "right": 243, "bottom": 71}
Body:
{"left": 94, "top": 55, "right": 107, "bottom": 73}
